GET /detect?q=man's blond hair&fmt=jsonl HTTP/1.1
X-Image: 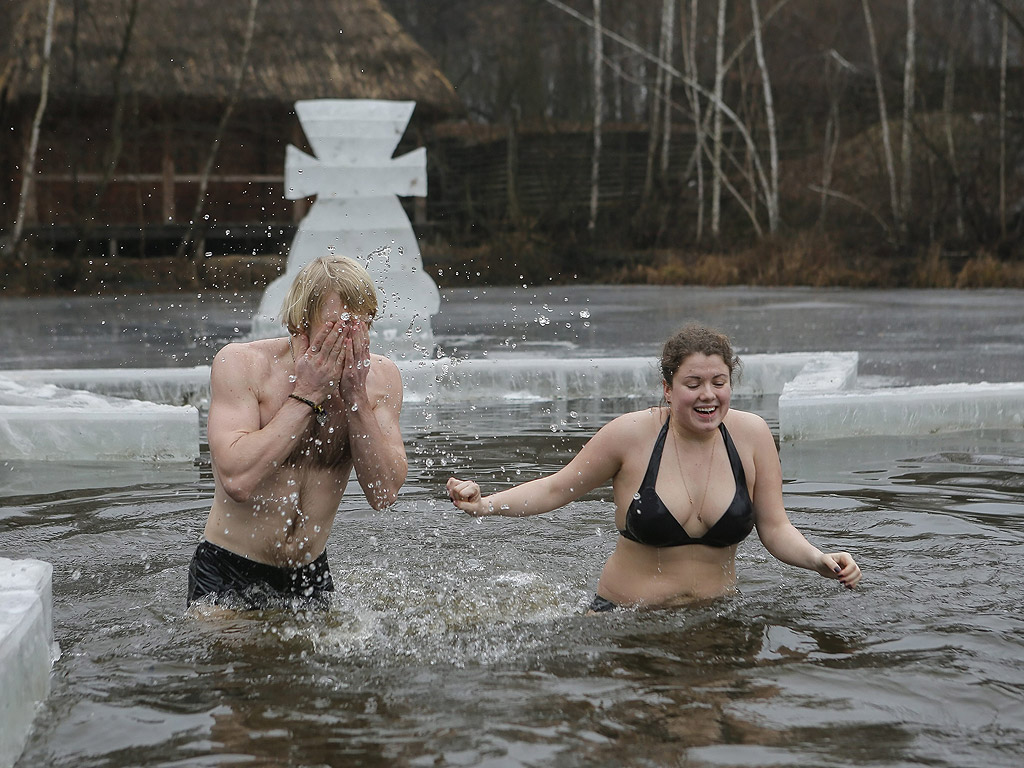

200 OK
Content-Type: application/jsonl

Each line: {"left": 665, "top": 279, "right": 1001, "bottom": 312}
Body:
{"left": 280, "top": 254, "right": 379, "bottom": 335}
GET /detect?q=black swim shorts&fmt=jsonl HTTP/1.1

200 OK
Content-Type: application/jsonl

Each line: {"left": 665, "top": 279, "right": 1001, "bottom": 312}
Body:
{"left": 588, "top": 594, "right": 618, "bottom": 613}
{"left": 187, "top": 540, "right": 334, "bottom": 610}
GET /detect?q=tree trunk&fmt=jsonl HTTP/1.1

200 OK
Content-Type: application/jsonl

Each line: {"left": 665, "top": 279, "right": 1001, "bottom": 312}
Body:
{"left": 900, "top": 0, "right": 916, "bottom": 238}
{"left": 711, "top": 0, "right": 728, "bottom": 238}
{"left": 544, "top": 0, "right": 769, "bottom": 237}
{"left": 749, "top": 0, "right": 779, "bottom": 233}
{"left": 942, "top": 0, "right": 965, "bottom": 239}
{"left": 998, "top": 8, "right": 1008, "bottom": 240}
{"left": 176, "top": 0, "right": 259, "bottom": 263}
{"left": 505, "top": 111, "right": 522, "bottom": 223}
{"left": 818, "top": 51, "right": 852, "bottom": 229}
{"left": 69, "top": 0, "right": 140, "bottom": 262}
{"left": 11, "top": 0, "right": 57, "bottom": 251}
{"left": 660, "top": 0, "right": 676, "bottom": 176}
{"left": 861, "top": 0, "right": 901, "bottom": 239}
{"left": 589, "top": 0, "right": 603, "bottom": 234}
{"left": 682, "top": 0, "right": 705, "bottom": 240}
{"left": 644, "top": 0, "right": 671, "bottom": 201}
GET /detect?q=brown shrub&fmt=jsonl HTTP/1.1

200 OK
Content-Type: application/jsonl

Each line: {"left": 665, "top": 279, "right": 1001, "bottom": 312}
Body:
{"left": 956, "top": 254, "right": 1024, "bottom": 288}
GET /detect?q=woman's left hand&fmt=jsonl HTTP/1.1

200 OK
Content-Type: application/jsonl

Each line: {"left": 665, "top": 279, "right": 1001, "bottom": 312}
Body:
{"left": 818, "top": 551, "right": 861, "bottom": 589}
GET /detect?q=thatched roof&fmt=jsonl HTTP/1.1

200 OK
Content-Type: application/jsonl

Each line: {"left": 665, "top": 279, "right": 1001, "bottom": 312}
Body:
{"left": 0, "top": 0, "right": 464, "bottom": 119}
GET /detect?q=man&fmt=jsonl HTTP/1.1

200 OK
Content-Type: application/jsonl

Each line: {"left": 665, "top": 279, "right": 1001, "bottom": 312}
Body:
{"left": 187, "top": 254, "right": 407, "bottom": 609}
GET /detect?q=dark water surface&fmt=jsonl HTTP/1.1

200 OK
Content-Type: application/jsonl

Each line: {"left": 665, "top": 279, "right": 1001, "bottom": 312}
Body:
{"left": 2, "top": 286, "right": 1023, "bottom": 767}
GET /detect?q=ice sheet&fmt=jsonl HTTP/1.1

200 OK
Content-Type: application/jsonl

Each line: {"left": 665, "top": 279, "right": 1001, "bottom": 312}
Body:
{"left": 0, "top": 376, "right": 199, "bottom": 462}
{"left": 0, "top": 558, "right": 54, "bottom": 768}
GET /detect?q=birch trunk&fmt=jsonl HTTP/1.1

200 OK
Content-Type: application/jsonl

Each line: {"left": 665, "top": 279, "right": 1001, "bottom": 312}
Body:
{"left": 543, "top": 0, "right": 770, "bottom": 236}
{"left": 861, "top": 0, "right": 901, "bottom": 237}
{"left": 12, "top": 0, "right": 57, "bottom": 250}
{"left": 749, "top": 0, "right": 779, "bottom": 233}
{"left": 711, "top": 0, "right": 728, "bottom": 238}
{"left": 819, "top": 52, "right": 851, "bottom": 228}
{"left": 644, "top": 0, "right": 671, "bottom": 201}
{"left": 589, "top": 0, "right": 603, "bottom": 233}
{"left": 660, "top": 0, "right": 676, "bottom": 175}
{"left": 900, "top": 0, "right": 916, "bottom": 237}
{"left": 682, "top": 0, "right": 705, "bottom": 240}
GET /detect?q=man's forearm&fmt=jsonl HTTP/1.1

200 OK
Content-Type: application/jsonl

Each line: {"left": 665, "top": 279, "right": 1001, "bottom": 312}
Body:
{"left": 213, "top": 399, "right": 315, "bottom": 501}
{"left": 346, "top": 403, "right": 407, "bottom": 509}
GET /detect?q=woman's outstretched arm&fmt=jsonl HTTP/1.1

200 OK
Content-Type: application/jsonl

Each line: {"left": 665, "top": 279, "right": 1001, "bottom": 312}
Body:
{"left": 447, "top": 413, "right": 632, "bottom": 518}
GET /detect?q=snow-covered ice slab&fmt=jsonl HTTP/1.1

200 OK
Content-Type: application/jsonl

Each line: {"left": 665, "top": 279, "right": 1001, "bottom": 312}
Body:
{"left": 401, "top": 352, "right": 855, "bottom": 403}
{"left": 3, "top": 350, "right": 1021, "bottom": 445}
{"left": 2, "top": 353, "right": 834, "bottom": 410}
{"left": 4, "top": 367, "right": 210, "bottom": 407}
{"left": 0, "top": 376, "right": 199, "bottom": 462}
{"left": 0, "top": 558, "right": 54, "bottom": 768}
{"left": 779, "top": 381, "right": 1024, "bottom": 441}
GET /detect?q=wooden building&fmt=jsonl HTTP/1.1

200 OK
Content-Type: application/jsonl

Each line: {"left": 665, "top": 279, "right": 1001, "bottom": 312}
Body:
{"left": 0, "top": 0, "right": 463, "bottom": 260}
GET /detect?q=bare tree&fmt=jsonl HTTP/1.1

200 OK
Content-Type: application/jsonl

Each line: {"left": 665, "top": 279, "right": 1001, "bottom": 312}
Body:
{"left": 644, "top": 0, "right": 674, "bottom": 200}
{"left": 861, "top": 0, "right": 901, "bottom": 237}
{"left": 66, "top": 0, "right": 140, "bottom": 262}
{"left": 900, "top": 0, "right": 916, "bottom": 237}
{"left": 11, "top": 0, "right": 57, "bottom": 251}
{"left": 711, "top": 0, "right": 727, "bottom": 238}
{"left": 589, "top": 0, "right": 603, "bottom": 233}
{"left": 681, "top": 0, "right": 705, "bottom": 240}
{"left": 176, "top": 0, "right": 259, "bottom": 262}
{"left": 659, "top": 0, "right": 676, "bottom": 175}
{"left": 544, "top": 0, "right": 775, "bottom": 239}
{"left": 818, "top": 50, "right": 855, "bottom": 229}
{"left": 749, "top": 0, "right": 778, "bottom": 233}
{"left": 999, "top": 6, "right": 1008, "bottom": 240}
{"left": 942, "top": 0, "right": 965, "bottom": 239}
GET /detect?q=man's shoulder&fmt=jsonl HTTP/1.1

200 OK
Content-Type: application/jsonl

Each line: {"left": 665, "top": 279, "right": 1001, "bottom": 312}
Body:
{"left": 369, "top": 352, "right": 399, "bottom": 373}
{"left": 212, "top": 338, "right": 283, "bottom": 375}
{"left": 367, "top": 353, "right": 403, "bottom": 406}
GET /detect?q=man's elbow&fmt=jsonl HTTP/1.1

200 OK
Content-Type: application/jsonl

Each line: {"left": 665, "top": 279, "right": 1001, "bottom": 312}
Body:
{"left": 368, "top": 493, "right": 396, "bottom": 511}
{"left": 220, "top": 473, "right": 256, "bottom": 504}
{"left": 367, "top": 485, "right": 400, "bottom": 510}
{"left": 366, "top": 468, "right": 407, "bottom": 510}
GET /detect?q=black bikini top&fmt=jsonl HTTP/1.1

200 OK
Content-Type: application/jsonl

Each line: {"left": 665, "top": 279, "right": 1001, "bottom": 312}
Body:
{"left": 619, "top": 419, "right": 754, "bottom": 548}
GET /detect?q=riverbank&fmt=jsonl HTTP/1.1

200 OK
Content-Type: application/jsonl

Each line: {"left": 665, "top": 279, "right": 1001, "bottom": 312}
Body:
{"left": 2, "top": 236, "right": 1023, "bottom": 296}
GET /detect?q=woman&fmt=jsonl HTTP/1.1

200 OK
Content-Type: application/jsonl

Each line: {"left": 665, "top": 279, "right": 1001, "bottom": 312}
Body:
{"left": 446, "top": 324, "right": 861, "bottom": 611}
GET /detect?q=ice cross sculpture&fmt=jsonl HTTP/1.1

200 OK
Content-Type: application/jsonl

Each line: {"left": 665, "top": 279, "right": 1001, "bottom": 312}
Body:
{"left": 252, "top": 100, "right": 440, "bottom": 360}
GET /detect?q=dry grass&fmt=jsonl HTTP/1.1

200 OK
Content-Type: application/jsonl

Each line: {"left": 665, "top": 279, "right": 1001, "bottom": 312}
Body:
{"left": 604, "top": 231, "right": 1023, "bottom": 289}
{"left": 3, "top": 236, "right": 1020, "bottom": 296}
{"left": 0, "top": 254, "right": 284, "bottom": 296}
{"left": 955, "top": 253, "right": 1024, "bottom": 288}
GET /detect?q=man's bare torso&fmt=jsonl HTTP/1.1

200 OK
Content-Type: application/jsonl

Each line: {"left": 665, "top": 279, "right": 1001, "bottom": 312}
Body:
{"left": 203, "top": 337, "right": 381, "bottom": 567}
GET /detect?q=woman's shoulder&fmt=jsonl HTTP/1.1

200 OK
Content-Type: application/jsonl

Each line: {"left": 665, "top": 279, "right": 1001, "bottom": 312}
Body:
{"left": 723, "top": 408, "right": 771, "bottom": 436}
{"left": 602, "top": 405, "right": 667, "bottom": 437}
{"left": 583, "top": 407, "right": 664, "bottom": 462}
